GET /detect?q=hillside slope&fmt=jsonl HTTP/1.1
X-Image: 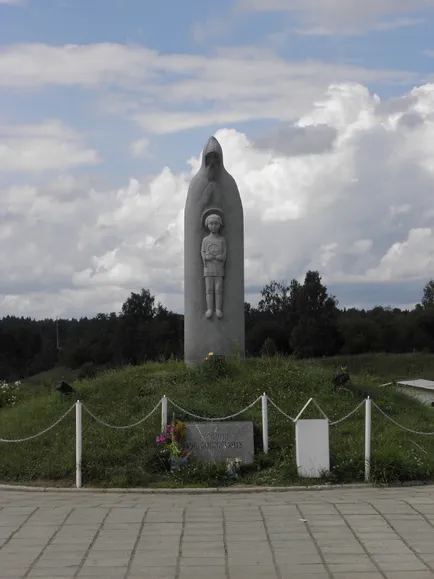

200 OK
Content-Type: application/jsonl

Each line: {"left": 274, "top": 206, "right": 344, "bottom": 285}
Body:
{"left": 1, "top": 357, "right": 434, "bottom": 487}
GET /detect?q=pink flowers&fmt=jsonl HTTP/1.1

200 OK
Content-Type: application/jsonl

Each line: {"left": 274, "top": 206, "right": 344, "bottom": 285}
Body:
{"left": 156, "top": 434, "right": 166, "bottom": 445}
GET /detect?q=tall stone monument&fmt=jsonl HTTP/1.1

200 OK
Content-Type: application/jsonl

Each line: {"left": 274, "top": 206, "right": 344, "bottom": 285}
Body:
{"left": 184, "top": 136, "right": 245, "bottom": 365}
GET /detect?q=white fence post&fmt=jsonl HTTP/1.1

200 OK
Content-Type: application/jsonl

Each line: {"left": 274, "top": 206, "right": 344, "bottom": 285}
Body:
{"left": 365, "top": 396, "right": 371, "bottom": 482}
{"left": 161, "top": 395, "right": 168, "bottom": 433}
{"left": 262, "top": 392, "right": 269, "bottom": 454}
{"left": 76, "top": 400, "right": 82, "bottom": 489}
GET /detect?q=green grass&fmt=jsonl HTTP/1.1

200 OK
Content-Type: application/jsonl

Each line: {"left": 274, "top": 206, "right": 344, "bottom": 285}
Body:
{"left": 2, "top": 356, "right": 434, "bottom": 488}
{"left": 12, "top": 366, "right": 78, "bottom": 403}
{"left": 23, "top": 366, "right": 76, "bottom": 387}
{"left": 315, "top": 352, "right": 434, "bottom": 380}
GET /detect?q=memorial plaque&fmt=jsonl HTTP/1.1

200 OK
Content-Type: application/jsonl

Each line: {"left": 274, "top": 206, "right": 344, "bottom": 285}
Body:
{"left": 184, "top": 421, "right": 254, "bottom": 464}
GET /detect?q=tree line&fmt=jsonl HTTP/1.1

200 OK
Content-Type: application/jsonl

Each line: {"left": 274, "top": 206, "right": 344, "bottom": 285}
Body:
{"left": 2, "top": 271, "right": 434, "bottom": 381}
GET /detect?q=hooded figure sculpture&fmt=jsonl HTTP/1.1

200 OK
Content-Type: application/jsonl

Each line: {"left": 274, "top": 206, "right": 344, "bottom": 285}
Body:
{"left": 184, "top": 136, "right": 245, "bottom": 365}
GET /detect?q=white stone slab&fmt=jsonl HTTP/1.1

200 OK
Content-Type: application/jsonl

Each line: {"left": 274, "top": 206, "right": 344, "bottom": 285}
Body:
{"left": 295, "top": 419, "right": 330, "bottom": 478}
{"left": 397, "top": 378, "right": 434, "bottom": 390}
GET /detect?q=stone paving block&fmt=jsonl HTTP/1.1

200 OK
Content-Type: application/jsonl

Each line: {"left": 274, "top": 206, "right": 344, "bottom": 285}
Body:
{"left": 77, "top": 576, "right": 125, "bottom": 579}
{"left": 178, "top": 568, "right": 227, "bottom": 579}
{"left": 226, "top": 532, "right": 267, "bottom": 541}
{"left": 181, "top": 533, "right": 224, "bottom": 542}
{"left": 412, "top": 543, "right": 434, "bottom": 554}
{"left": 314, "top": 538, "right": 361, "bottom": 548}
{"left": 318, "top": 544, "right": 365, "bottom": 555}
{"left": 226, "top": 567, "right": 278, "bottom": 579}
{"left": 100, "top": 523, "right": 141, "bottom": 532}
{"left": 27, "top": 576, "right": 69, "bottom": 579}
{"left": 55, "top": 532, "right": 98, "bottom": 540}
{"left": 128, "top": 570, "right": 177, "bottom": 579}
{"left": 184, "top": 527, "right": 223, "bottom": 536}
{"left": 328, "top": 560, "right": 379, "bottom": 573}
{"left": 75, "top": 570, "right": 128, "bottom": 579}
{"left": 226, "top": 523, "right": 265, "bottom": 531}
{"left": 225, "top": 514, "right": 262, "bottom": 521}
{"left": 75, "top": 566, "right": 128, "bottom": 577}
{"left": 373, "top": 554, "right": 430, "bottom": 571}
{"left": 278, "top": 564, "right": 328, "bottom": 574}
{"left": 0, "top": 507, "right": 36, "bottom": 516}
{"left": 135, "top": 538, "right": 180, "bottom": 551}
{"left": 228, "top": 552, "right": 274, "bottom": 566}
{"left": 272, "top": 545, "right": 319, "bottom": 556}
{"left": 298, "top": 505, "right": 337, "bottom": 515}
{"left": 129, "top": 553, "right": 178, "bottom": 567}
{"left": 279, "top": 575, "right": 329, "bottom": 579}
{"left": 179, "top": 556, "right": 225, "bottom": 566}
{"left": 141, "top": 528, "right": 181, "bottom": 537}
{"left": 34, "top": 556, "right": 83, "bottom": 567}
{"left": 274, "top": 552, "right": 322, "bottom": 565}
{"left": 323, "top": 553, "right": 372, "bottom": 565}
{"left": 26, "top": 568, "right": 78, "bottom": 577}
{"left": 228, "top": 540, "right": 270, "bottom": 551}
{"left": 85, "top": 548, "right": 133, "bottom": 560}
{"left": 181, "top": 546, "right": 225, "bottom": 557}
{"left": 332, "top": 574, "right": 385, "bottom": 579}
{"left": 362, "top": 540, "right": 413, "bottom": 554}
{"left": 382, "top": 573, "right": 434, "bottom": 579}
{"left": 269, "top": 531, "right": 312, "bottom": 543}
{"left": 336, "top": 504, "right": 377, "bottom": 515}
{"left": 82, "top": 555, "right": 130, "bottom": 567}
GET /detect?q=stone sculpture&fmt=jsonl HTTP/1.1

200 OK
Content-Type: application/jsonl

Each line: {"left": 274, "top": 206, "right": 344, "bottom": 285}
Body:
{"left": 201, "top": 214, "right": 227, "bottom": 319}
{"left": 184, "top": 136, "right": 245, "bottom": 365}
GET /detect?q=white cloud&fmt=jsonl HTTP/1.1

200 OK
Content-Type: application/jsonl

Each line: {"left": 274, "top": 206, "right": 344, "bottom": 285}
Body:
{"left": 0, "top": 120, "right": 100, "bottom": 172}
{"left": 238, "top": 0, "right": 434, "bottom": 34}
{"left": 0, "top": 0, "right": 23, "bottom": 4}
{"left": 129, "top": 138, "right": 150, "bottom": 158}
{"left": 0, "top": 43, "right": 158, "bottom": 88}
{"left": 0, "top": 43, "right": 417, "bottom": 135}
{"left": 3, "top": 82, "right": 434, "bottom": 317}
{"left": 366, "top": 229, "right": 434, "bottom": 281}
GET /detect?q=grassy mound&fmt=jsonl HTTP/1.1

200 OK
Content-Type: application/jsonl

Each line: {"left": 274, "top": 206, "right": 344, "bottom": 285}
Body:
{"left": 1, "top": 357, "right": 434, "bottom": 488}
{"left": 316, "top": 352, "right": 434, "bottom": 380}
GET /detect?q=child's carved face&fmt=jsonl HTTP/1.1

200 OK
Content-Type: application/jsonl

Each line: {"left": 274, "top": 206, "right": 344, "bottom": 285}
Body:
{"left": 208, "top": 219, "right": 221, "bottom": 234}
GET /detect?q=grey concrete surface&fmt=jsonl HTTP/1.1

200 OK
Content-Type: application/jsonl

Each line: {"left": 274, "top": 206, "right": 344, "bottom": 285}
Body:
{"left": 1, "top": 486, "right": 434, "bottom": 578}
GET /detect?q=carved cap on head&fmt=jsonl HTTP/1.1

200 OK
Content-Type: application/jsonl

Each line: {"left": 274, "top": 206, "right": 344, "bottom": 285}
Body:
{"left": 205, "top": 214, "right": 223, "bottom": 227}
{"left": 202, "top": 136, "right": 224, "bottom": 165}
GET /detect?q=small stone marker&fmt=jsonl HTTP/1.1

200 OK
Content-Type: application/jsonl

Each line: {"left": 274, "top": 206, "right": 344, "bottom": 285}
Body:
{"left": 295, "top": 419, "right": 330, "bottom": 478}
{"left": 184, "top": 421, "right": 254, "bottom": 464}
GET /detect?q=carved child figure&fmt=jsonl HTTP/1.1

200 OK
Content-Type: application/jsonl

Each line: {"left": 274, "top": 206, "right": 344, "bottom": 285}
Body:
{"left": 201, "top": 214, "right": 226, "bottom": 319}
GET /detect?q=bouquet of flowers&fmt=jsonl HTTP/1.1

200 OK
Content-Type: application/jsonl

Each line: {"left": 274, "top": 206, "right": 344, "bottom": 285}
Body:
{"left": 156, "top": 417, "right": 189, "bottom": 471}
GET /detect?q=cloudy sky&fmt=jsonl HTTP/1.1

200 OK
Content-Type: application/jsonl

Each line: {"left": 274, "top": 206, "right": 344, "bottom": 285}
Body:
{"left": 1, "top": 0, "right": 434, "bottom": 319}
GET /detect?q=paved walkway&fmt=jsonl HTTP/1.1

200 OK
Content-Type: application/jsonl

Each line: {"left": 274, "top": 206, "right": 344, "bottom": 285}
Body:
{"left": 1, "top": 486, "right": 434, "bottom": 579}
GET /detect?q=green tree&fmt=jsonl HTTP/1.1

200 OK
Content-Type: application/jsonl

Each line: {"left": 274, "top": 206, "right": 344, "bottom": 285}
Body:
{"left": 121, "top": 289, "right": 156, "bottom": 320}
{"left": 290, "top": 271, "right": 342, "bottom": 357}
{"left": 422, "top": 280, "right": 434, "bottom": 309}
